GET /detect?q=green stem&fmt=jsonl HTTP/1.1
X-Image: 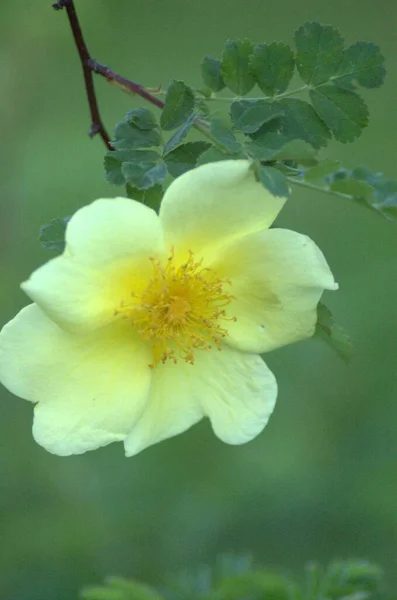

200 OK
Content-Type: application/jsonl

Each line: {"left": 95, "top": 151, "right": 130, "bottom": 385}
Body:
{"left": 203, "top": 85, "right": 309, "bottom": 103}
{"left": 274, "top": 84, "right": 309, "bottom": 99}
{"left": 192, "top": 120, "right": 237, "bottom": 153}
{"left": 286, "top": 177, "right": 349, "bottom": 198}
{"left": 287, "top": 177, "right": 378, "bottom": 216}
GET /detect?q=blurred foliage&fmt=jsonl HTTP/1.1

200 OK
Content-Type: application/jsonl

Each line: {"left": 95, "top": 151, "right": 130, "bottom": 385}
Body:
{"left": 0, "top": 1, "right": 396, "bottom": 600}
{"left": 81, "top": 556, "right": 389, "bottom": 600}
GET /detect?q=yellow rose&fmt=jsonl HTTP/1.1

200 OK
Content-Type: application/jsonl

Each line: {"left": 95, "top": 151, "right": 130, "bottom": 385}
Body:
{"left": 0, "top": 160, "right": 337, "bottom": 456}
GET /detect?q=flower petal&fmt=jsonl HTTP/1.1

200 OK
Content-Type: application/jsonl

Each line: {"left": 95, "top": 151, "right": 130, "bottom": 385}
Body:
{"left": 124, "top": 360, "right": 204, "bottom": 457}
{"left": 65, "top": 197, "right": 163, "bottom": 266}
{"left": 124, "top": 345, "right": 277, "bottom": 455}
{"left": 0, "top": 304, "right": 152, "bottom": 455}
{"left": 196, "top": 347, "right": 277, "bottom": 444}
{"left": 159, "top": 160, "right": 286, "bottom": 259}
{"left": 212, "top": 228, "right": 338, "bottom": 353}
{"left": 23, "top": 198, "right": 164, "bottom": 331}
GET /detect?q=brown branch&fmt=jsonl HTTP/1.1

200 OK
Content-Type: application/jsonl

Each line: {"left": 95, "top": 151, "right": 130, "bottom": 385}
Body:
{"left": 87, "top": 60, "right": 165, "bottom": 110}
{"left": 52, "top": 0, "right": 113, "bottom": 149}
{"left": 52, "top": 0, "right": 167, "bottom": 152}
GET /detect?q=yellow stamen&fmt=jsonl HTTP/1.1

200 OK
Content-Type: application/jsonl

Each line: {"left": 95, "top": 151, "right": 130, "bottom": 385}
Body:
{"left": 116, "top": 249, "right": 236, "bottom": 366}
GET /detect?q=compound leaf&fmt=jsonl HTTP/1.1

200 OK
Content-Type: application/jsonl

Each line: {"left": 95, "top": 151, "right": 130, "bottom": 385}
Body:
{"left": 126, "top": 184, "right": 164, "bottom": 212}
{"left": 160, "top": 80, "right": 195, "bottom": 130}
{"left": 250, "top": 42, "right": 295, "bottom": 95}
{"left": 164, "top": 141, "right": 211, "bottom": 177}
{"left": 329, "top": 178, "right": 374, "bottom": 200}
{"left": 303, "top": 159, "right": 341, "bottom": 181}
{"left": 201, "top": 56, "right": 225, "bottom": 92}
{"left": 126, "top": 107, "right": 158, "bottom": 130}
{"left": 104, "top": 149, "right": 161, "bottom": 186}
{"left": 295, "top": 22, "right": 344, "bottom": 85}
{"left": 39, "top": 217, "right": 70, "bottom": 253}
{"left": 316, "top": 303, "right": 352, "bottom": 364}
{"left": 196, "top": 146, "right": 234, "bottom": 166}
{"left": 251, "top": 162, "right": 290, "bottom": 197}
{"left": 112, "top": 121, "right": 161, "bottom": 150}
{"left": 121, "top": 158, "right": 167, "bottom": 190}
{"left": 278, "top": 98, "right": 332, "bottom": 148}
{"left": 163, "top": 112, "right": 196, "bottom": 153}
{"left": 230, "top": 99, "right": 284, "bottom": 133}
{"left": 310, "top": 86, "right": 369, "bottom": 142}
{"left": 334, "top": 41, "right": 386, "bottom": 90}
{"left": 210, "top": 118, "right": 242, "bottom": 153}
{"left": 221, "top": 39, "right": 255, "bottom": 95}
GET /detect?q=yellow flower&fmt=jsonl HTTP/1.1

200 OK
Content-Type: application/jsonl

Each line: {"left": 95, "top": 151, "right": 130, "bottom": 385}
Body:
{"left": 0, "top": 160, "right": 337, "bottom": 457}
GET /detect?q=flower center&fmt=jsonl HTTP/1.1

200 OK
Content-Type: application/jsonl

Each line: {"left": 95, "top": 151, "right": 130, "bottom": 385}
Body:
{"left": 116, "top": 249, "right": 235, "bottom": 366}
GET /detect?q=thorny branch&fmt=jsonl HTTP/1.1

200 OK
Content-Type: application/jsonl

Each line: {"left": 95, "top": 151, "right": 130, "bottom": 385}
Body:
{"left": 52, "top": 0, "right": 165, "bottom": 150}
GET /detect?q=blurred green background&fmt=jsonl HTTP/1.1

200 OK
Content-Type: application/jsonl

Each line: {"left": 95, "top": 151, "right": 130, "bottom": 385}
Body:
{"left": 0, "top": 1, "right": 396, "bottom": 598}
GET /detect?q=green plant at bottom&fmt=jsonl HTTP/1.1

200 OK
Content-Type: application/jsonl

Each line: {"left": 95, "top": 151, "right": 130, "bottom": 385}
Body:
{"left": 81, "top": 556, "right": 388, "bottom": 600}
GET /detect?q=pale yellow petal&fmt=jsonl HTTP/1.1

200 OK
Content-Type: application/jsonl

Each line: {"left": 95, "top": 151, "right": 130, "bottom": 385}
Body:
{"left": 124, "top": 359, "right": 203, "bottom": 456}
{"left": 23, "top": 198, "right": 164, "bottom": 331}
{"left": 0, "top": 304, "right": 152, "bottom": 455}
{"left": 159, "top": 160, "right": 286, "bottom": 259}
{"left": 196, "top": 347, "right": 277, "bottom": 444}
{"left": 124, "top": 346, "right": 277, "bottom": 454}
{"left": 212, "top": 228, "right": 338, "bottom": 353}
{"left": 65, "top": 197, "right": 163, "bottom": 266}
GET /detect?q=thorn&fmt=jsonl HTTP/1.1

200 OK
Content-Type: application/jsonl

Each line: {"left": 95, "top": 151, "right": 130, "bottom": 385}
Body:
{"left": 145, "top": 84, "right": 162, "bottom": 94}
{"left": 52, "top": 0, "right": 68, "bottom": 9}
{"left": 89, "top": 122, "right": 100, "bottom": 137}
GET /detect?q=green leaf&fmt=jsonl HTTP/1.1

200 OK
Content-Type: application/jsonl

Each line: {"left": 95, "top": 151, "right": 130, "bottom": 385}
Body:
{"left": 104, "top": 149, "right": 161, "bottom": 186}
{"left": 196, "top": 146, "right": 233, "bottom": 166}
{"left": 126, "top": 107, "right": 158, "bottom": 130}
{"left": 216, "top": 572, "right": 292, "bottom": 600}
{"left": 245, "top": 142, "right": 282, "bottom": 161}
{"left": 330, "top": 178, "right": 374, "bottom": 200}
{"left": 315, "top": 303, "right": 352, "bottom": 364}
{"left": 294, "top": 22, "right": 344, "bottom": 85}
{"left": 250, "top": 42, "right": 295, "bottom": 95}
{"left": 374, "top": 196, "right": 397, "bottom": 222}
{"left": 334, "top": 41, "right": 386, "bottom": 90}
{"left": 104, "top": 154, "right": 127, "bottom": 185}
{"left": 310, "top": 86, "right": 369, "bottom": 142}
{"left": 210, "top": 118, "right": 242, "bottom": 153}
{"left": 163, "top": 112, "right": 196, "bottom": 153}
{"left": 322, "top": 560, "right": 384, "bottom": 596}
{"left": 321, "top": 165, "right": 397, "bottom": 221}
{"left": 81, "top": 577, "right": 163, "bottom": 600}
{"left": 278, "top": 98, "right": 331, "bottom": 148}
{"left": 108, "top": 577, "right": 163, "bottom": 600}
{"left": 122, "top": 159, "right": 167, "bottom": 190}
{"left": 245, "top": 127, "right": 294, "bottom": 160}
{"left": 126, "top": 183, "right": 164, "bottom": 212}
{"left": 160, "top": 80, "right": 195, "bottom": 131}
{"left": 164, "top": 141, "right": 211, "bottom": 177}
{"left": 271, "top": 139, "right": 317, "bottom": 160}
{"left": 251, "top": 162, "right": 290, "bottom": 197}
{"left": 221, "top": 39, "right": 255, "bottom": 95}
{"left": 201, "top": 56, "right": 225, "bottom": 92}
{"left": 112, "top": 120, "right": 161, "bottom": 150}
{"left": 246, "top": 138, "right": 316, "bottom": 162}
{"left": 230, "top": 99, "right": 284, "bottom": 134}
{"left": 39, "top": 217, "right": 70, "bottom": 253}
{"left": 303, "top": 159, "right": 341, "bottom": 181}
{"left": 81, "top": 586, "right": 125, "bottom": 600}
{"left": 195, "top": 97, "right": 211, "bottom": 118}
{"left": 197, "top": 86, "right": 213, "bottom": 99}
